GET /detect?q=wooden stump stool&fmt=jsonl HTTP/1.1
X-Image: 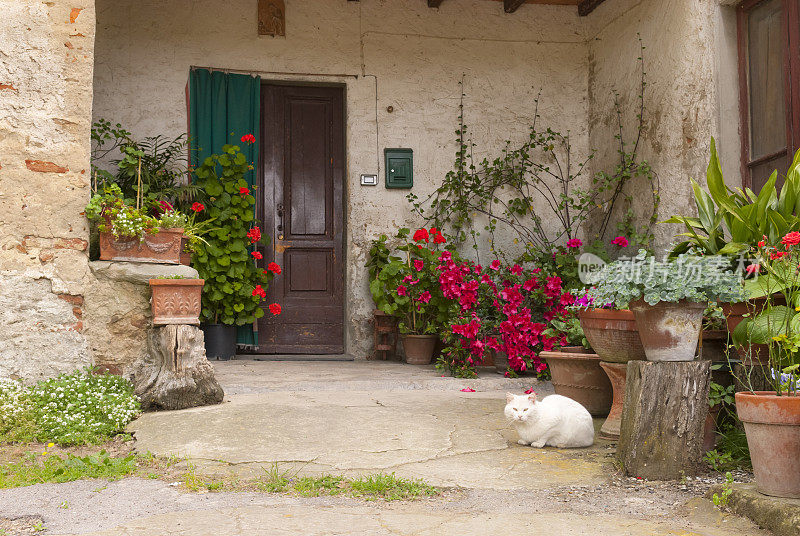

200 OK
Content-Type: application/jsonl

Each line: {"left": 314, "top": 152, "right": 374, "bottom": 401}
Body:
{"left": 618, "top": 360, "right": 710, "bottom": 480}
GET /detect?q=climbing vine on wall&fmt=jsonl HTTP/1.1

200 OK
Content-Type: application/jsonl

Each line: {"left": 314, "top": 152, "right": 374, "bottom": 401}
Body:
{"left": 408, "top": 35, "right": 659, "bottom": 263}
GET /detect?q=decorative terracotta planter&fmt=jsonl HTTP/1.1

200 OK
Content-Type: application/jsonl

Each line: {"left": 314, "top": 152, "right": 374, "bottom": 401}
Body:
{"left": 401, "top": 334, "right": 438, "bottom": 365}
{"left": 100, "top": 227, "right": 184, "bottom": 264}
{"left": 629, "top": 298, "right": 705, "bottom": 362}
{"left": 578, "top": 309, "right": 646, "bottom": 363}
{"left": 541, "top": 348, "right": 612, "bottom": 416}
{"left": 736, "top": 391, "right": 800, "bottom": 498}
{"left": 148, "top": 279, "right": 204, "bottom": 325}
{"left": 721, "top": 296, "right": 784, "bottom": 364}
{"left": 598, "top": 361, "right": 626, "bottom": 439}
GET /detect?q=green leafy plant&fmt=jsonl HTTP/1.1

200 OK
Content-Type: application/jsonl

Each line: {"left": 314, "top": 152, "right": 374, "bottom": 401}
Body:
{"left": 366, "top": 233, "right": 401, "bottom": 281}
{"left": 85, "top": 184, "right": 159, "bottom": 240}
{"left": 709, "top": 377, "right": 735, "bottom": 409}
{"left": 704, "top": 450, "right": 734, "bottom": 472}
{"left": 665, "top": 139, "right": 800, "bottom": 259}
{"left": 0, "top": 450, "right": 137, "bottom": 489}
{"left": 586, "top": 250, "right": 746, "bottom": 309}
{"left": 192, "top": 143, "right": 277, "bottom": 325}
{"left": 712, "top": 472, "right": 735, "bottom": 508}
{"left": 545, "top": 317, "right": 590, "bottom": 350}
{"left": 0, "top": 369, "right": 140, "bottom": 446}
{"left": 348, "top": 473, "right": 437, "bottom": 501}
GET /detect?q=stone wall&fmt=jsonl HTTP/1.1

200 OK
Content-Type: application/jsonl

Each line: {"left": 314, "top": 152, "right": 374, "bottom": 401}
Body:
{"left": 0, "top": 0, "right": 96, "bottom": 380}
{"left": 586, "top": 0, "right": 742, "bottom": 254}
{"left": 92, "top": 0, "right": 592, "bottom": 358}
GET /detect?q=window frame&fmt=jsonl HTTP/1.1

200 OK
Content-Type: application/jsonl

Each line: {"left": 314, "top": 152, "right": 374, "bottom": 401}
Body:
{"left": 737, "top": 0, "right": 800, "bottom": 189}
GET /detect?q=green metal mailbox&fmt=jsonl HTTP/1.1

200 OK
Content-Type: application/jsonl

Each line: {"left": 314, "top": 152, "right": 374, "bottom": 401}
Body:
{"left": 384, "top": 148, "right": 413, "bottom": 189}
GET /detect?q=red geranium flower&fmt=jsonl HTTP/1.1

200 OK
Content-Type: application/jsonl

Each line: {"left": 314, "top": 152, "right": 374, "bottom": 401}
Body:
{"left": 566, "top": 238, "right": 582, "bottom": 249}
{"left": 757, "top": 240, "right": 766, "bottom": 248}
{"left": 191, "top": 202, "right": 205, "bottom": 213}
{"left": 771, "top": 251, "right": 789, "bottom": 260}
{"left": 241, "top": 134, "right": 256, "bottom": 144}
{"left": 239, "top": 187, "right": 250, "bottom": 196}
{"left": 252, "top": 284, "right": 266, "bottom": 298}
{"left": 782, "top": 232, "right": 800, "bottom": 247}
{"left": 251, "top": 251, "right": 263, "bottom": 260}
{"left": 414, "top": 259, "right": 424, "bottom": 271}
{"left": 433, "top": 233, "right": 446, "bottom": 244}
{"left": 269, "top": 303, "right": 282, "bottom": 315}
{"left": 412, "top": 228, "right": 429, "bottom": 243}
{"left": 267, "top": 262, "right": 281, "bottom": 274}
{"left": 611, "top": 236, "right": 629, "bottom": 247}
{"left": 246, "top": 227, "right": 261, "bottom": 243}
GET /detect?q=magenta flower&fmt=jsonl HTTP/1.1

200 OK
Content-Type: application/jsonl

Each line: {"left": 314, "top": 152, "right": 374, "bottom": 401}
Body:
{"left": 414, "top": 259, "right": 424, "bottom": 271}
{"left": 460, "top": 388, "right": 476, "bottom": 392}
{"left": 510, "top": 264, "right": 523, "bottom": 275}
{"left": 397, "top": 285, "right": 407, "bottom": 296}
{"left": 566, "top": 238, "right": 582, "bottom": 249}
{"left": 612, "top": 236, "right": 629, "bottom": 247}
{"left": 490, "top": 260, "right": 501, "bottom": 271}
{"left": 418, "top": 291, "right": 432, "bottom": 304}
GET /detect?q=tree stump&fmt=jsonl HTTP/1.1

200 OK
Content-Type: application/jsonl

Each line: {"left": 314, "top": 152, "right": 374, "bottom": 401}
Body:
{"left": 618, "top": 360, "right": 710, "bottom": 480}
{"left": 132, "top": 325, "right": 224, "bottom": 411}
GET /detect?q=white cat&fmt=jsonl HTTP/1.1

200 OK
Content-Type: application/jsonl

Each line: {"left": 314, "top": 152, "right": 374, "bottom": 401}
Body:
{"left": 504, "top": 392, "right": 595, "bottom": 448}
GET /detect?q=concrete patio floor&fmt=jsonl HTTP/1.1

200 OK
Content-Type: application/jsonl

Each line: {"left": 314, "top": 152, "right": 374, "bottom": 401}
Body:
{"left": 0, "top": 360, "right": 770, "bottom": 535}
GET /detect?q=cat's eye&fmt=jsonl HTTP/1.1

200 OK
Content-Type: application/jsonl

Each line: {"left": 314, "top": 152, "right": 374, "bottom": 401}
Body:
{"left": 523, "top": 408, "right": 529, "bottom": 412}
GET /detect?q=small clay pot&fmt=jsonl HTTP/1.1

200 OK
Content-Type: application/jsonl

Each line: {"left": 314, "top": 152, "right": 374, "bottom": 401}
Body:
{"left": 578, "top": 308, "right": 646, "bottom": 363}
{"left": 541, "top": 349, "right": 612, "bottom": 416}
{"left": 736, "top": 391, "right": 800, "bottom": 498}
{"left": 401, "top": 334, "right": 438, "bottom": 365}
{"left": 629, "top": 298, "right": 705, "bottom": 362}
{"left": 148, "top": 278, "right": 204, "bottom": 325}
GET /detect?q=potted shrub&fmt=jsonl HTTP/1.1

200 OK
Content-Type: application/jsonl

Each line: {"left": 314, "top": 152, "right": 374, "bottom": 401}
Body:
{"left": 587, "top": 251, "right": 745, "bottom": 362}
{"left": 540, "top": 317, "right": 612, "bottom": 416}
{"left": 191, "top": 140, "right": 279, "bottom": 361}
{"left": 371, "top": 227, "right": 453, "bottom": 365}
{"left": 732, "top": 233, "right": 800, "bottom": 497}
{"left": 148, "top": 276, "right": 204, "bottom": 325}
{"left": 665, "top": 139, "right": 800, "bottom": 362}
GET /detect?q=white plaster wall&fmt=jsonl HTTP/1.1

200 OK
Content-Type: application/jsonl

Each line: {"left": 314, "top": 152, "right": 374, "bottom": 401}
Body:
{"left": 586, "top": 0, "right": 742, "bottom": 255}
{"left": 92, "top": 0, "right": 591, "bottom": 358}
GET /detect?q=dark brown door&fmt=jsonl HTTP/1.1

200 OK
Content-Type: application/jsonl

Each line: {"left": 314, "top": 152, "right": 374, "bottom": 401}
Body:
{"left": 257, "top": 84, "right": 345, "bottom": 354}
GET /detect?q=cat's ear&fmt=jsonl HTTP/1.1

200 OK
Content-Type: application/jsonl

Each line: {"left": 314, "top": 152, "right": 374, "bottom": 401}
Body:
{"left": 506, "top": 392, "right": 515, "bottom": 403}
{"left": 527, "top": 392, "right": 537, "bottom": 403}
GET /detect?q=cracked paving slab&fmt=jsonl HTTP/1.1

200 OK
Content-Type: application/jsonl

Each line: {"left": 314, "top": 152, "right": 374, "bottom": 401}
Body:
{"left": 128, "top": 390, "right": 609, "bottom": 490}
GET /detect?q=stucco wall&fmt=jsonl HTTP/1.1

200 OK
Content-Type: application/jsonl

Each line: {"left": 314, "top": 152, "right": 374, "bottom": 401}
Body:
{"left": 586, "top": 0, "right": 742, "bottom": 254}
{"left": 0, "top": 0, "right": 95, "bottom": 380}
{"left": 92, "top": 0, "right": 591, "bottom": 358}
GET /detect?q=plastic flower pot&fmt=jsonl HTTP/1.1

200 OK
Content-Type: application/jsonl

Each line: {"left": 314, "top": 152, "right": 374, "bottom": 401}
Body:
{"left": 578, "top": 308, "right": 646, "bottom": 363}
{"left": 148, "top": 279, "right": 204, "bottom": 325}
{"left": 736, "top": 391, "right": 800, "bottom": 498}
{"left": 401, "top": 334, "right": 437, "bottom": 365}
{"left": 629, "top": 298, "right": 705, "bottom": 362}
{"left": 540, "top": 347, "right": 612, "bottom": 416}
{"left": 201, "top": 324, "right": 237, "bottom": 361}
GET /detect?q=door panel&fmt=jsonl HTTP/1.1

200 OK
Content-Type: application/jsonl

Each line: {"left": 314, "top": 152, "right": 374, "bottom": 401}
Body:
{"left": 257, "top": 84, "right": 345, "bottom": 354}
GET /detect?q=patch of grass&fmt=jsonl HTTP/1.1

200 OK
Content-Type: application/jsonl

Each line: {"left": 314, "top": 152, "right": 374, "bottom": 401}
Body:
{"left": 256, "top": 462, "right": 292, "bottom": 493}
{"left": 0, "top": 450, "right": 137, "bottom": 488}
{"left": 350, "top": 473, "right": 438, "bottom": 501}
{"left": 294, "top": 475, "right": 345, "bottom": 497}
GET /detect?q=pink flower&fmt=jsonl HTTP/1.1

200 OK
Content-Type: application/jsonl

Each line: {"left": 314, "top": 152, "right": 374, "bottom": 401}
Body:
{"left": 397, "top": 285, "right": 407, "bottom": 296}
{"left": 417, "top": 291, "right": 432, "bottom": 304}
{"left": 612, "top": 236, "right": 629, "bottom": 247}
{"left": 414, "top": 259, "right": 424, "bottom": 271}
{"left": 745, "top": 264, "right": 760, "bottom": 275}
{"left": 566, "top": 238, "right": 582, "bottom": 249}
{"left": 490, "top": 260, "right": 501, "bottom": 271}
{"left": 524, "top": 388, "right": 535, "bottom": 395}
{"left": 460, "top": 388, "right": 476, "bottom": 393}
{"left": 510, "top": 264, "right": 523, "bottom": 275}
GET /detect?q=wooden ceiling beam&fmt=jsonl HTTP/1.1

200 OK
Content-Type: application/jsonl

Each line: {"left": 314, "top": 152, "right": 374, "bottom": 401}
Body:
{"left": 428, "top": 0, "right": 444, "bottom": 7}
{"left": 578, "top": 0, "right": 607, "bottom": 16}
{"left": 504, "top": 0, "right": 527, "bottom": 12}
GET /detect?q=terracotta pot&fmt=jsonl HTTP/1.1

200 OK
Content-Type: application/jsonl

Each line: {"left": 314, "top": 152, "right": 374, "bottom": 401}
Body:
{"left": 721, "top": 296, "right": 784, "bottom": 364}
{"left": 401, "top": 334, "right": 438, "bottom": 365}
{"left": 100, "top": 227, "right": 184, "bottom": 264}
{"left": 598, "top": 361, "right": 626, "bottom": 439}
{"left": 629, "top": 298, "right": 705, "bottom": 362}
{"left": 578, "top": 308, "right": 646, "bottom": 363}
{"left": 736, "top": 391, "right": 800, "bottom": 498}
{"left": 148, "top": 278, "right": 204, "bottom": 325}
{"left": 541, "top": 349, "right": 612, "bottom": 416}
{"left": 698, "top": 329, "right": 728, "bottom": 361}
{"left": 703, "top": 404, "right": 722, "bottom": 453}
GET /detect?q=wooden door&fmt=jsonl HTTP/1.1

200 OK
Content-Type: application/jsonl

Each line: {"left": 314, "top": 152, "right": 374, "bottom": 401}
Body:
{"left": 257, "top": 84, "right": 345, "bottom": 354}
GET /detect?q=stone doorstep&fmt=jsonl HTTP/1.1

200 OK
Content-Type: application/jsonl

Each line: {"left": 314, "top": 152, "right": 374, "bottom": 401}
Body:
{"left": 708, "top": 483, "right": 800, "bottom": 536}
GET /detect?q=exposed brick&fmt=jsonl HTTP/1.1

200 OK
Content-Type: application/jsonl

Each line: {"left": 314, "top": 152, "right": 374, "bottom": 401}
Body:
{"left": 25, "top": 160, "right": 68, "bottom": 173}
{"left": 69, "top": 8, "right": 82, "bottom": 23}
{"left": 72, "top": 307, "right": 82, "bottom": 319}
{"left": 39, "top": 251, "right": 54, "bottom": 263}
{"left": 70, "top": 321, "right": 83, "bottom": 332}
{"left": 53, "top": 237, "right": 88, "bottom": 251}
{"left": 57, "top": 294, "right": 84, "bottom": 306}
{"left": 0, "top": 83, "right": 16, "bottom": 91}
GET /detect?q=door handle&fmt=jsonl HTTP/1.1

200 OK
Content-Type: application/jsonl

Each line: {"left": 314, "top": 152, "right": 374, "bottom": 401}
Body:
{"left": 276, "top": 203, "right": 284, "bottom": 232}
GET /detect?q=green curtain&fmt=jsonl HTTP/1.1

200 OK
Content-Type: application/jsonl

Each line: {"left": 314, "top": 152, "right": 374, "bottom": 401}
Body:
{"left": 189, "top": 69, "right": 261, "bottom": 346}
